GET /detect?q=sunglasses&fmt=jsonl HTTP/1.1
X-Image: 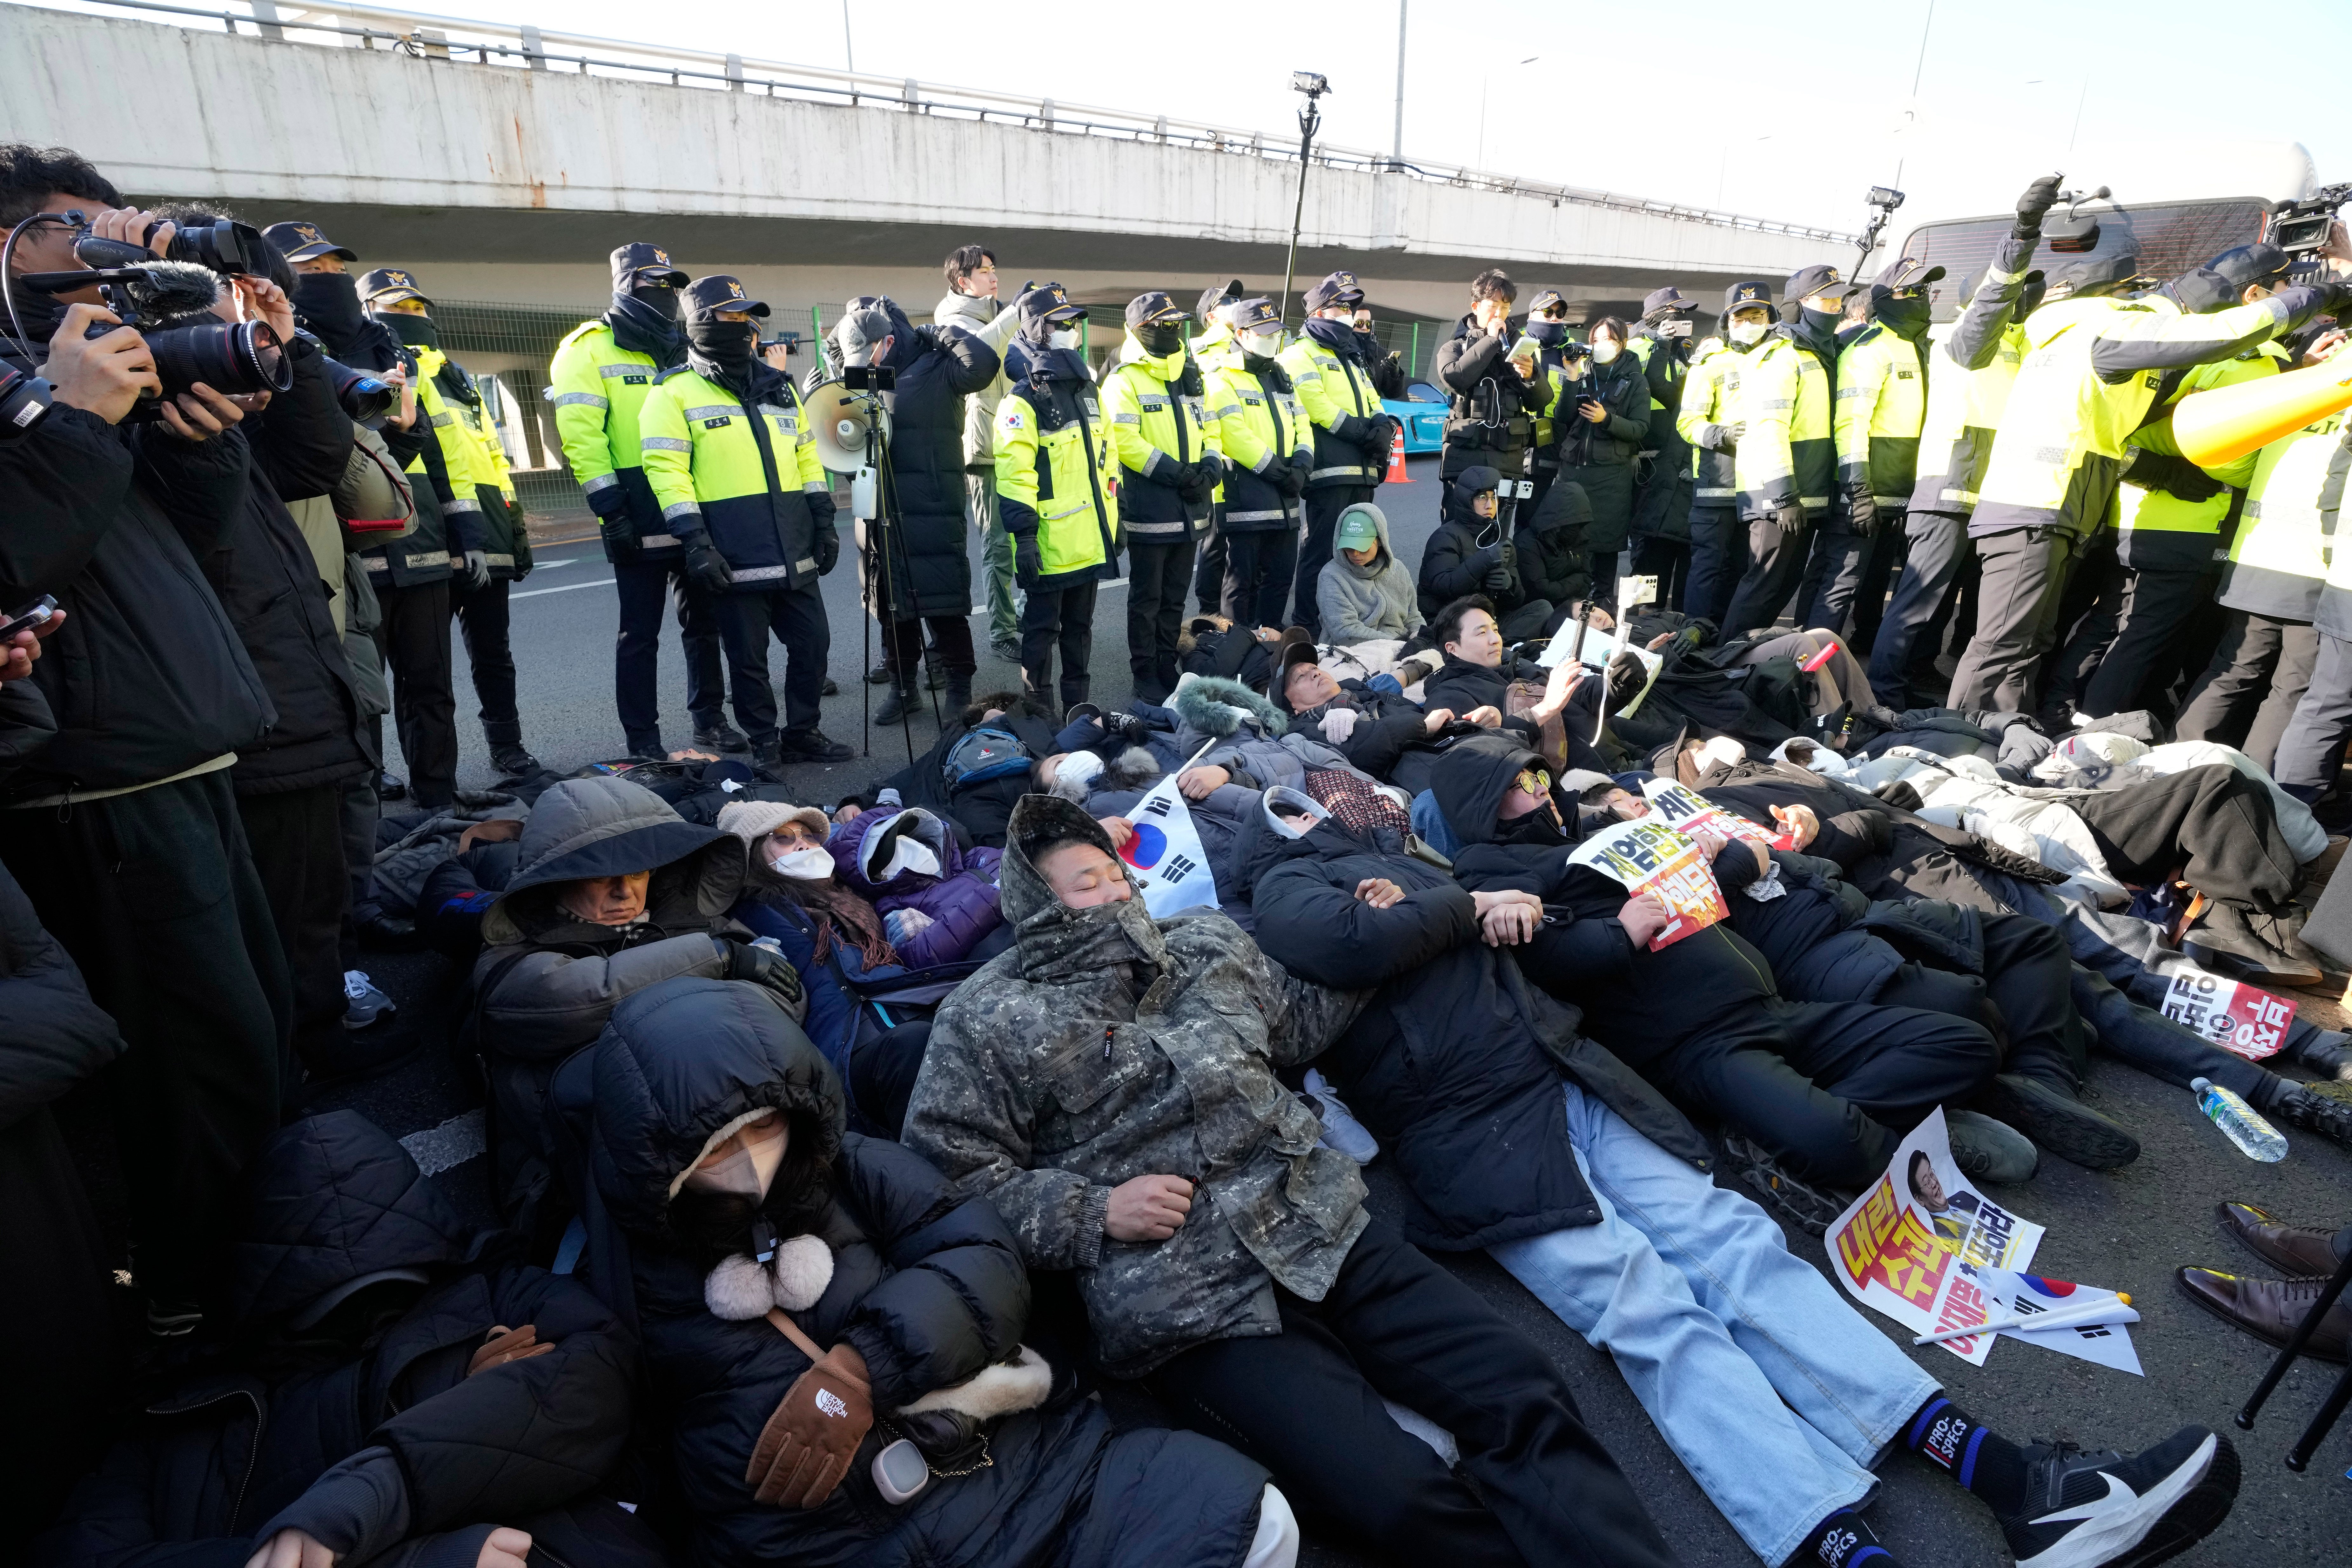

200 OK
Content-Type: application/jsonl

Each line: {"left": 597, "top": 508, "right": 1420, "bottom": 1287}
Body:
{"left": 1514, "top": 767, "right": 1552, "bottom": 797}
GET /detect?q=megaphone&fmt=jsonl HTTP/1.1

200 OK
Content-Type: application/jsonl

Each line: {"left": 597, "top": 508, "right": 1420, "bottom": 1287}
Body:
{"left": 803, "top": 378, "right": 889, "bottom": 474}
{"left": 2174, "top": 353, "right": 2352, "bottom": 469}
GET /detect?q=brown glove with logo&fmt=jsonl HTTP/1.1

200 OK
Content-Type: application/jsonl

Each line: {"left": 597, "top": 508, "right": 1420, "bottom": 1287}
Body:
{"left": 745, "top": 1343, "right": 873, "bottom": 1507}
{"left": 468, "top": 1324, "right": 557, "bottom": 1376}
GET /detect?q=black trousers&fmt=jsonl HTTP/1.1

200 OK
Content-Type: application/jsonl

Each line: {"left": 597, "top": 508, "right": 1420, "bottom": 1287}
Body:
{"left": 1193, "top": 525, "right": 1227, "bottom": 614}
{"left": 1798, "top": 515, "right": 1901, "bottom": 640}
{"left": 1586, "top": 543, "right": 1622, "bottom": 609}
{"left": 1021, "top": 575, "right": 1099, "bottom": 712}
{"left": 1872, "top": 912, "right": 2090, "bottom": 1092}
{"left": 1684, "top": 505, "right": 1747, "bottom": 628}
{"left": 848, "top": 1020, "right": 931, "bottom": 1139}
{"left": 1657, "top": 998, "right": 1999, "bottom": 1186}
{"left": 338, "top": 771, "right": 377, "bottom": 970}
{"left": 2079, "top": 565, "right": 2216, "bottom": 720}
{"left": 1630, "top": 535, "right": 1689, "bottom": 611}
{"left": 717, "top": 582, "right": 831, "bottom": 743}
{"left": 1848, "top": 523, "right": 1902, "bottom": 652}
{"left": 239, "top": 781, "right": 353, "bottom": 1071}
{"left": 1946, "top": 526, "right": 2073, "bottom": 713}
{"left": 2040, "top": 536, "right": 2126, "bottom": 718}
{"left": 883, "top": 615, "right": 977, "bottom": 683}
{"left": 452, "top": 574, "right": 522, "bottom": 750}
{"left": 1293, "top": 485, "right": 1373, "bottom": 635}
{"left": 1222, "top": 528, "right": 1298, "bottom": 629}
{"left": 1148, "top": 1219, "right": 1675, "bottom": 1568}
{"left": 1125, "top": 535, "right": 1198, "bottom": 694}
{"left": 0, "top": 771, "right": 289, "bottom": 1313}
{"left": 2074, "top": 763, "right": 2301, "bottom": 914}
{"left": 2177, "top": 611, "right": 2319, "bottom": 771}
{"left": 1868, "top": 510, "right": 1973, "bottom": 710}
{"left": 613, "top": 555, "right": 728, "bottom": 755}
{"left": 1721, "top": 512, "right": 1818, "bottom": 636}
{"left": 373, "top": 577, "right": 458, "bottom": 808}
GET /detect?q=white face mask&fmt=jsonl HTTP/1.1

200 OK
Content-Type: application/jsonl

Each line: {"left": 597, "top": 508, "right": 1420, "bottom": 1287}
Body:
{"left": 1048, "top": 328, "right": 1081, "bottom": 350}
{"left": 1244, "top": 330, "right": 1285, "bottom": 357}
{"left": 683, "top": 1118, "right": 789, "bottom": 1199}
{"left": 771, "top": 846, "right": 835, "bottom": 880}
{"left": 1592, "top": 341, "right": 1622, "bottom": 364}
{"left": 880, "top": 837, "right": 942, "bottom": 880}
{"left": 1728, "top": 319, "right": 1769, "bottom": 348}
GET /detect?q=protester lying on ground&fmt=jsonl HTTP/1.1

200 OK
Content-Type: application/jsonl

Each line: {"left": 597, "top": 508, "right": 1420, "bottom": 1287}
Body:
{"left": 1269, "top": 642, "right": 1506, "bottom": 798}
{"left": 904, "top": 795, "right": 1682, "bottom": 1568}
{"left": 36, "top": 1110, "right": 648, "bottom": 1568}
{"left": 1421, "top": 595, "right": 1621, "bottom": 776}
{"left": 472, "top": 777, "right": 803, "bottom": 1232}
{"left": 1693, "top": 756, "right": 2352, "bottom": 1151}
{"left": 1417, "top": 466, "right": 1564, "bottom": 639}
{"left": 1430, "top": 733, "right": 2028, "bottom": 1209}
{"left": 1316, "top": 501, "right": 1425, "bottom": 646}
{"left": 1169, "top": 671, "right": 1381, "bottom": 796}
{"left": 825, "top": 803, "right": 1005, "bottom": 967}
{"left": 2177, "top": 1200, "right": 2352, "bottom": 1365}
{"left": 1246, "top": 800, "right": 2241, "bottom": 1568}
{"left": 581, "top": 975, "right": 1299, "bottom": 1568}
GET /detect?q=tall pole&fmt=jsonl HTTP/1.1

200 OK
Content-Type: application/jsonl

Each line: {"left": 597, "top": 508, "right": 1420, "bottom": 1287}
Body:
{"left": 843, "top": 0, "right": 856, "bottom": 106}
{"left": 1391, "top": 1, "right": 1407, "bottom": 169}
{"left": 1279, "top": 89, "right": 1324, "bottom": 330}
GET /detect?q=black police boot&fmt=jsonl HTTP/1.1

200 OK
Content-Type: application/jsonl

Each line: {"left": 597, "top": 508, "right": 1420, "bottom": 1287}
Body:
{"left": 692, "top": 719, "right": 751, "bottom": 754}
{"left": 822, "top": 676, "right": 840, "bottom": 696}
{"left": 775, "top": 728, "right": 855, "bottom": 764}
{"left": 379, "top": 770, "right": 408, "bottom": 801}
{"left": 944, "top": 673, "right": 972, "bottom": 718}
{"left": 872, "top": 682, "right": 917, "bottom": 726}
{"left": 490, "top": 744, "right": 542, "bottom": 778}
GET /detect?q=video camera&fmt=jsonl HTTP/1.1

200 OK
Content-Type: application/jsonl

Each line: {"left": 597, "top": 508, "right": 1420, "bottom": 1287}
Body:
{"left": 62, "top": 212, "right": 269, "bottom": 277}
{"left": 2269, "top": 184, "right": 2352, "bottom": 278}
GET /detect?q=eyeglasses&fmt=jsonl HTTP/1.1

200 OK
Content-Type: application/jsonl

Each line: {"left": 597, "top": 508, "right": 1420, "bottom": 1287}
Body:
{"left": 1514, "top": 767, "right": 1552, "bottom": 797}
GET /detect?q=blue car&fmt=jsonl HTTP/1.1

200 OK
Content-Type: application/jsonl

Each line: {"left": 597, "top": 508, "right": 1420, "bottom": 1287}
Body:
{"left": 1384, "top": 380, "right": 1446, "bottom": 455}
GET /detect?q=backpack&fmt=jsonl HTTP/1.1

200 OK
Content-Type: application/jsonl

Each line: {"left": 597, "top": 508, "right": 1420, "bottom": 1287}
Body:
{"left": 942, "top": 725, "right": 1033, "bottom": 792}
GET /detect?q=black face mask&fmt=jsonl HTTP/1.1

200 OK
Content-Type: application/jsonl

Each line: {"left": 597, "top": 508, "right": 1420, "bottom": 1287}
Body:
{"left": 291, "top": 271, "right": 367, "bottom": 353}
{"left": 629, "top": 283, "right": 680, "bottom": 320}
{"left": 1526, "top": 320, "right": 1568, "bottom": 347}
{"left": 1135, "top": 323, "right": 1184, "bottom": 358}
{"left": 1874, "top": 295, "right": 1932, "bottom": 338}
{"left": 380, "top": 311, "right": 441, "bottom": 352}
{"left": 686, "top": 317, "right": 756, "bottom": 369}
{"left": 1800, "top": 305, "right": 1844, "bottom": 337}
{"left": 1495, "top": 801, "right": 1568, "bottom": 847}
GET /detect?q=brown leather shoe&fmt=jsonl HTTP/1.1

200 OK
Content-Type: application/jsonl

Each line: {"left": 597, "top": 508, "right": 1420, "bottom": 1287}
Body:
{"left": 2175, "top": 1268, "right": 2351, "bottom": 1361}
{"left": 2216, "top": 1199, "right": 2345, "bottom": 1276}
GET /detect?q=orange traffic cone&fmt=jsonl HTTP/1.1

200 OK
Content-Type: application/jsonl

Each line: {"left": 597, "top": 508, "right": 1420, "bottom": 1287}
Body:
{"left": 1385, "top": 425, "right": 1411, "bottom": 483}
{"left": 2175, "top": 354, "right": 2352, "bottom": 469}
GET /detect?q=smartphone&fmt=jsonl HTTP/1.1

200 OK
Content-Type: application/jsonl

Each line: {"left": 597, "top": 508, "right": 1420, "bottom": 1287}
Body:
{"left": 0, "top": 594, "right": 57, "bottom": 642}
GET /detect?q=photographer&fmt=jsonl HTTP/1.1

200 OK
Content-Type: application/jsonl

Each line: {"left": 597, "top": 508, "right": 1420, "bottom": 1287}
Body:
{"left": 1432, "top": 269, "right": 1546, "bottom": 524}
{"left": 1629, "top": 286, "right": 1701, "bottom": 609}
{"left": 1549, "top": 315, "right": 1651, "bottom": 609}
{"left": 1279, "top": 272, "right": 1392, "bottom": 636}
{"left": 0, "top": 145, "right": 290, "bottom": 1338}
{"left": 833, "top": 296, "right": 999, "bottom": 724}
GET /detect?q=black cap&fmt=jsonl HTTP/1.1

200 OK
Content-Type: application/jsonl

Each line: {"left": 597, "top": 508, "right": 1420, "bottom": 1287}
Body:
{"left": 2047, "top": 252, "right": 2145, "bottom": 299}
{"left": 1271, "top": 638, "right": 1322, "bottom": 714}
{"left": 1229, "top": 297, "right": 1282, "bottom": 337}
{"left": 1125, "top": 291, "right": 1186, "bottom": 330}
{"left": 2207, "top": 243, "right": 2292, "bottom": 291}
{"left": 681, "top": 274, "right": 770, "bottom": 319}
{"left": 1304, "top": 270, "right": 1365, "bottom": 313}
{"left": 1877, "top": 258, "right": 1946, "bottom": 292}
{"left": 1018, "top": 282, "right": 1085, "bottom": 329}
{"left": 358, "top": 267, "right": 430, "bottom": 307}
{"left": 1642, "top": 285, "right": 1696, "bottom": 318}
{"left": 1722, "top": 280, "right": 1775, "bottom": 315}
{"left": 611, "top": 242, "right": 688, "bottom": 291}
{"left": 1785, "top": 264, "right": 1858, "bottom": 304}
{"left": 262, "top": 220, "right": 356, "bottom": 264}
{"left": 1196, "top": 279, "right": 1245, "bottom": 325}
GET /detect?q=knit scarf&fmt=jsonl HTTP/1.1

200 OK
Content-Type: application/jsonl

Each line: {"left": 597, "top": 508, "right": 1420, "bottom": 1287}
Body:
{"left": 775, "top": 881, "right": 898, "bottom": 970}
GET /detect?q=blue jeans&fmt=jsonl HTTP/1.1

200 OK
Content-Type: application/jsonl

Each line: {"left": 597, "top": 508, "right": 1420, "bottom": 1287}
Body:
{"left": 1491, "top": 1085, "right": 1938, "bottom": 1567}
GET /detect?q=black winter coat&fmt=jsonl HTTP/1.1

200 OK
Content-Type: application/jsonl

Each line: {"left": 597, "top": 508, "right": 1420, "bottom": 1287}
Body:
{"left": 1286, "top": 680, "right": 1457, "bottom": 795}
{"left": 0, "top": 850, "right": 124, "bottom": 1132}
{"left": 0, "top": 400, "right": 274, "bottom": 803}
{"left": 587, "top": 978, "right": 1270, "bottom": 1568}
{"left": 1249, "top": 817, "right": 1712, "bottom": 1250}
{"left": 1419, "top": 491, "right": 1526, "bottom": 618}
{"left": 868, "top": 300, "right": 1001, "bottom": 619}
{"left": 1519, "top": 481, "right": 1594, "bottom": 607}
{"left": 1433, "top": 316, "right": 1547, "bottom": 478}
{"left": 35, "top": 1111, "right": 635, "bottom": 1568}
{"left": 203, "top": 336, "right": 373, "bottom": 795}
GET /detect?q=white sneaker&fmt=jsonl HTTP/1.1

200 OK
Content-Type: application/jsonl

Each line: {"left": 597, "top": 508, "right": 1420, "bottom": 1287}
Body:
{"left": 1302, "top": 1069, "right": 1379, "bottom": 1164}
{"left": 343, "top": 970, "right": 396, "bottom": 1030}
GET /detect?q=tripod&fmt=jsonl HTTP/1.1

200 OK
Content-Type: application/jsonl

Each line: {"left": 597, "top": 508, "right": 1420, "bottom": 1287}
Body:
{"left": 843, "top": 374, "right": 930, "bottom": 769}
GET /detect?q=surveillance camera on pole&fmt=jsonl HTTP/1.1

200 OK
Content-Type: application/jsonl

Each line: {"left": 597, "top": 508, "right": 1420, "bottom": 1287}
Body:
{"left": 1279, "top": 71, "right": 1332, "bottom": 330}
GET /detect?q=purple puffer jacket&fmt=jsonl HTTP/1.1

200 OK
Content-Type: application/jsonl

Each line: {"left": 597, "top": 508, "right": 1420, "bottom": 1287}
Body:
{"left": 826, "top": 805, "right": 1004, "bottom": 969}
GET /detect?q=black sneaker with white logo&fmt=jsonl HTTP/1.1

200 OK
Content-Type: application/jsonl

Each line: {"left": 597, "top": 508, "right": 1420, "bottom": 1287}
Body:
{"left": 1999, "top": 1426, "right": 2238, "bottom": 1568}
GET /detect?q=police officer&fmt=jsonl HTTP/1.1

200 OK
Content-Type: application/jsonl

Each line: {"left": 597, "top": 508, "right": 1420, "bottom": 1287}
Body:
{"left": 551, "top": 243, "right": 742, "bottom": 760}
{"left": 1202, "top": 296, "right": 1315, "bottom": 625}
{"left": 1718, "top": 264, "right": 1846, "bottom": 635}
{"left": 997, "top": 283, "right": 1119, "bottom": 714}
{"left": 1188, "top": 281, "right": 1246, "bottom": 613}
{"left": 1629, "top": 286, "right": 1700, "bottom": 609}
{"left": 1519, "top": 289, "right": 1575, "bottom": 517}
{"left": 1676, "top": 280, "right": 1785, "bottom": 625}
{"left": 436, "top": 313, "right": 542, "bottom": 778}
{"left": 640, "top": 276, "right": 853, "bottom": 770}
{"left": 1282, "top": 270, "right": 1394, "bottom": 634}
{"left": 355, "top": 266, "right": 487, "bottom": 804}
{"left": 1103, "top": 292, "right": 1217, "bottom": 701}
{"left": 1948, "top": 251, "right": 2335, "bottom": 713}
{"left": 1811, "top": 260, "right": 1941, "bottom": 637}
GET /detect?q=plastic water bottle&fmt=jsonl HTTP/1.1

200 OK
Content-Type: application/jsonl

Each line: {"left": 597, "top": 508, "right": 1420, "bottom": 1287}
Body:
{"left": 2191, "top": 1077, "right": 2288, "bottom": 1162}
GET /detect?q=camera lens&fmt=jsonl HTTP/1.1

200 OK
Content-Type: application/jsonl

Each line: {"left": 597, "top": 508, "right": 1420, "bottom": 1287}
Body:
{"left": 165, "top": 220, "right": 267, "bottom": 277}
{"left": 322, "top": 356, "right": 395, "bottom": 425}
{"left": 144, "top": 318, "right": 293, "bottom": 402}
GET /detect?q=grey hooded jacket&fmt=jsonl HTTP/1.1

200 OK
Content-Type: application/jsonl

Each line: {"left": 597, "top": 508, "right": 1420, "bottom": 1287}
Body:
{"left": 904, "top": 795, "right": 1369, "bottom": 1377}
{"left": 934, "top": 288, "right": 1019, "bottom": 470}
{"left": 1314, "top": 502, "right": 1425, "bottom": 646}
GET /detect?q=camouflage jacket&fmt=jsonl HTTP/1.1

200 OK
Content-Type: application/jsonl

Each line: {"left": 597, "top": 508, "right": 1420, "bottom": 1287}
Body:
{"left": 904, "top": 795, "right": 1368, "bottom": 1377}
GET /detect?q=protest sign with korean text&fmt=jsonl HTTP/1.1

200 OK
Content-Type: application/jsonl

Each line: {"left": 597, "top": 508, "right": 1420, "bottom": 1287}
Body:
{"left": 2160, "top": 967, "right": 2293, "bottom": 1061}
{"left": 1564, "top": 818, "right": 1727, "bottom": 950}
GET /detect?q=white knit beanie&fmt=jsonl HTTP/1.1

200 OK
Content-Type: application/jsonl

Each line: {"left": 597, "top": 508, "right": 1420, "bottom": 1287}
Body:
{"left": 716, "top": 799, "right": 832, "bottom": 846}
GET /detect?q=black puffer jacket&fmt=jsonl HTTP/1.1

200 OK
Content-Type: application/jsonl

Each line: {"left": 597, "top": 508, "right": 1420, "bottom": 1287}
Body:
{"left": 1250, "top": 817, "right": 1711, "bottom": 1249}
{"left": 1418, "top": 472, "right": 1528, "bottom": 618}
{"left": 861, "top": 299, "right": 1001, "bottom": 619}
{"left": 1432, "top": 315, "right": 1546, "bottom": 479}
{"left": 0, "top": 400, "right": 273, "bottom": 802}
{"left": 589, "top": 978, "right": 1272, "bottom": 1568}
{"left": 35, "top": 1110, "right": 637, "bottom": 1568}
{"left": 1519, "top": 480, "right": 1594, "bottom": 607}
{"left": 200, "top": 334, "right": 372, "bottom": 795}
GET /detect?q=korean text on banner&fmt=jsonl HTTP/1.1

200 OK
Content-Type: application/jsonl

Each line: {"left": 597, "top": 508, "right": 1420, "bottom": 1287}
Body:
{"left": 2160, "top": 967, "right": 2294, "bottom": 1061}
{"left": 1565, "top": 818, "right": 1728, "bottom": 950}
{"left": 1121, "top": 755, "right": 1222, "bottom": 919}
{"left": 1640, "top": 780, "right": 1778, "bottom": 845}
{"left": 1826, "top": 1108, "right": 2046, "bottom": 1365}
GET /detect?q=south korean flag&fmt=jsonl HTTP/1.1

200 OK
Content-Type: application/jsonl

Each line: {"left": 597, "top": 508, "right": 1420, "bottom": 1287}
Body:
{"left": 1121, "top": 743, "right": 1223, "bottom": 918}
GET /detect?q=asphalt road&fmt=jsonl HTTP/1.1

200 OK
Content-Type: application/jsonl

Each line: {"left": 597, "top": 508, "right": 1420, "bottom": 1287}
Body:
{"left": 326, "top": 454, "right": 2352, "bottom": 1563}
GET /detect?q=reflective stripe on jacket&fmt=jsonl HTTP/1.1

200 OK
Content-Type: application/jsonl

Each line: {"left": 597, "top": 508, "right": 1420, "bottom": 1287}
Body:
{"left": 1834, "top": 323, "right": 1927, "bottom": 505}
{"left": 639, "top": 367, "right": 829, "bottom": 590}
{"left": 1103, "top": 343, "right": 1215, "bottom": 538}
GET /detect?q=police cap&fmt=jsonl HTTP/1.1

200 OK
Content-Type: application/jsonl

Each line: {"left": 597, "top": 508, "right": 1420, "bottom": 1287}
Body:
{"left": 1525, "top": 288, "right": 1569, "bottom": 318}
{"left": 1641, "top": 285, "right": 1697, "bottom": 319}
{"left": 611, "top": 242, "right": 688, "bottom": 291}
{"left": 1876, "top": 259, "right": 1946, "bottom": 293}
{"left": 1304, "top": 270, "right": 1365, "bottom": 313}
{"left": 1229, "top": 298, "right": 1283, "bottom": 337}
{"left": 1785, "top": 263, "right": 1858, "bottom": 304}
{"left": 1722, "top": 280, "right": 1776, "bottom": 316}
{"left": 1017, "top": 283, "right": 1086, "bottom": 329}
{"left": 2206, "top": 243, "right": 2292, "bottom": 292}
{"left": 682, "top": 275, "right": 770, "bottom": 320}
{"left": 1196, "top": 279, "right": 1245, "bottom": 326}
{"left": 358, "top": 268, "right": 431, "bottom": 307}
{"left": 2046, "top": 252, "right": 2145, "bottom": 300}
{"left": 262, "top": 220, "right": 356, "bottom": 264}
{"left": 1125, "top": 291, "right": 1187, "bottom": 329}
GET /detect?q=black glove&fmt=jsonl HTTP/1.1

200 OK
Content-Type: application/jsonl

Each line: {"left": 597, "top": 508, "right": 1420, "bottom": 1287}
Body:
{"left": 1847, "top": 488, "right": 1879, "bottom": 537}
{"left": 681, "top": 536, "right": 734, "bottom": 595}
{"left": 2123, "top": 447, "right": 2225, "bottom": 503}
{"left": 599, "top": 514, "right": 640, "bottom": 563}
{"left": 1773, "top": 500, "right": 1805, "bottom": 537}
{"left": 2013, "top": 173, "right": 2064, "bottom": 241}
{"left": 1274, "top": 460, "right": 1308, "bottom": 499}
{"left": 1014, "top": 532, "right": 1043, "bottom": 587}
{"left": 1482, "top": 564, "right": 1512, "bottom": 592}
{"left": 1358, "top": 415, "right": 1396, "bottom": 461}
{"left": 724, "top": 939, "right": 805, "bottom": 1014}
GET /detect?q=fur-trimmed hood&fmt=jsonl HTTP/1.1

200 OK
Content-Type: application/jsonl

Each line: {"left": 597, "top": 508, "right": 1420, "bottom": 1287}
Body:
{"left": 1173, "top": 674, "right": 1285, "bottom": 740}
